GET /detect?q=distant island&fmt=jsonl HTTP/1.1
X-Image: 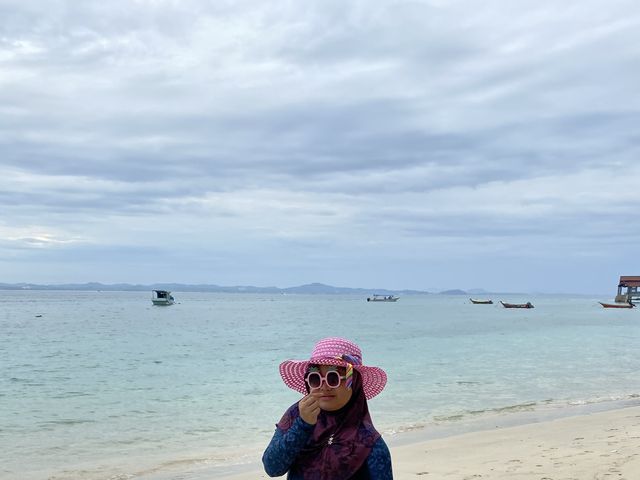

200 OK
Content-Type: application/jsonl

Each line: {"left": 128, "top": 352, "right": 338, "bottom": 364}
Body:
{"left": 0, "top": 281, "right": 490, "bottom": 296}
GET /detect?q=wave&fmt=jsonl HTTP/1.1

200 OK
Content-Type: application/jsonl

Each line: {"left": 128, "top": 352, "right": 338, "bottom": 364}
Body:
{"left": 384, "top": 392, "right": 640, "bottom": 437}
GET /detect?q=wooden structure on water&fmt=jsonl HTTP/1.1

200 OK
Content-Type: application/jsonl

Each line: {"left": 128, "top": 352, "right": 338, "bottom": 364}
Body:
{"left": 614, "top": 276, "right": 640, "bottom": 304}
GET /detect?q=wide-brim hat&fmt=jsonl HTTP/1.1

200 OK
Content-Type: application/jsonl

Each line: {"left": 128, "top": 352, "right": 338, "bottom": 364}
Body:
{"left": 279, "top": 337, "right": 387, "bottom": 400}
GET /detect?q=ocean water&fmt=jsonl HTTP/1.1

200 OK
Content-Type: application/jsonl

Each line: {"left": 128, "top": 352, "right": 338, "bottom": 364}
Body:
{"left": 2, "top": 290, "right": 640, "bottom": 479}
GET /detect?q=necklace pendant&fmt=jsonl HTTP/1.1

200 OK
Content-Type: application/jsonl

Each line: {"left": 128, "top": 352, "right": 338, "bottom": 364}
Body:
{"left": 327, "top": 434, "right": 334, "bottom": 445}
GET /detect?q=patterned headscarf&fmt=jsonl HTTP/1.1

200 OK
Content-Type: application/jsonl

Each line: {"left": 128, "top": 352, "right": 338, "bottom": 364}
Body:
{"left": 277, "top": 371, "right": 381, "bottom": 480}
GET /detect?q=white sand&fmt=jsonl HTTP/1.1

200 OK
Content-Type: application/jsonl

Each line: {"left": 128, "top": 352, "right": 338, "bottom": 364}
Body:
{"left": 218, "top": 405, "right": 640, "bottom": 479}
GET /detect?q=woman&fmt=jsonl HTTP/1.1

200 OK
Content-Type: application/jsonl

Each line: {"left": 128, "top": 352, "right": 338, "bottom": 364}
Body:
{"left": 262, "top": 337, "right": 393, "bottom": 479}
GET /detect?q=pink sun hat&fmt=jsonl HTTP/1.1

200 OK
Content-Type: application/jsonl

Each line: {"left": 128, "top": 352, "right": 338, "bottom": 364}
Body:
{"left": 279, "top": 337, "right": 387, "bottom": 400}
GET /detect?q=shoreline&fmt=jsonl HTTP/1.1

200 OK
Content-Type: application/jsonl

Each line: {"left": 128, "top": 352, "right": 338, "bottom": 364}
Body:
{"left": 385, "top": 394, "right": 640, "bottom": 447}
{"left": 207, "top": 399, "right": 640, "bottom": 479}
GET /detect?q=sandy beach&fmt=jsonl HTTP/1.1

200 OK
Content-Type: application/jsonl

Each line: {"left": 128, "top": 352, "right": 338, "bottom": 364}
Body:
{"left": 219, "top": 405, "right": 640, "bottom": 479}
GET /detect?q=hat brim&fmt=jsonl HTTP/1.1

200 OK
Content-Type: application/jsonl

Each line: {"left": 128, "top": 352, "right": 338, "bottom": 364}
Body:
{"left": 279, "top": 359, "right": 387, "bottom": 400}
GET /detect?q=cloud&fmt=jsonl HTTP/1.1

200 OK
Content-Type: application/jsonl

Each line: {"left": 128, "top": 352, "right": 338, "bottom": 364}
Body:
{"left": 0, "top": 0, "right": 639, "bottom": 291}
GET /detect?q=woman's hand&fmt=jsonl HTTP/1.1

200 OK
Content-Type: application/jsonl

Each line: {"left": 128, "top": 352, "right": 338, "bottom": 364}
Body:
{"left": 298, "top": 393, "right": 321, "bottom": 425}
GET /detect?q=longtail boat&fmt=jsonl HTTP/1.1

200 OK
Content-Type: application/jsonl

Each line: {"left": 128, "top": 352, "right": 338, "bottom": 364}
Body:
{"left": 599, "top": 302, "right": 635, "bottom": 309}
{"left": 470, "top": 298, "right": 493, "bottom": 304}
{"left": 500, "top": 301, "right": 534, "bottom": 309}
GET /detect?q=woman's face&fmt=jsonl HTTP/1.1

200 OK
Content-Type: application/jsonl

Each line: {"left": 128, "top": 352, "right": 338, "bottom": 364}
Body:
{"left": 310, "top": 365, "right": 353, "bottom": 411}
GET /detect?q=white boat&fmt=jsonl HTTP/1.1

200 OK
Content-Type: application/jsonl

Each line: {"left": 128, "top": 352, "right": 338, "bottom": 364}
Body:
{"left": 152, "top": 290, "right": 175, "bottom": 306}
{"left": 367, "top": 294, "right": 399, "bottom": 302}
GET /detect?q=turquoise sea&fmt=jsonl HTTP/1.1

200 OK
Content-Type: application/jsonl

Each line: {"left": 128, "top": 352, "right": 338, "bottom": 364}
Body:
{"left": 2, "top": 290, "right": 640, "bottom": 480}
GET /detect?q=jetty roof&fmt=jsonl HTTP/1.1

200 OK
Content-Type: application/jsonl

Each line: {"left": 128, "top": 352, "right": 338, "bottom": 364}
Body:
{"left": 619, "top": 276, "right": 640, "bottom": 287}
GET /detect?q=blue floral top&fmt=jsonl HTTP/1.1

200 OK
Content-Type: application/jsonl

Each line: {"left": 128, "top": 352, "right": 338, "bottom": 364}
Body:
{"left": 262, "top": 416, "right": 393, "bottom": 479}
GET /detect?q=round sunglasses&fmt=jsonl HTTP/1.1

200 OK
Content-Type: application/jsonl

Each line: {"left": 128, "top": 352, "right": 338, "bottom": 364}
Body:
{"left": 305, "top": 370, "right": 346, "bottom": 389}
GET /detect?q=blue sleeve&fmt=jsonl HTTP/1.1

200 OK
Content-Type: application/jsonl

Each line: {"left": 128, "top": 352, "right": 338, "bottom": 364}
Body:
{"left": 262, "top": 416, "right": 315, "bottom": 477}
{"left": 366, "top": 437, "right": 393, "bottom": 479}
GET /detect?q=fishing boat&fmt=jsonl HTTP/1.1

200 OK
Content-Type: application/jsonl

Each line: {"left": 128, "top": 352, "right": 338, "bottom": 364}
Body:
{"left": 367, "top": 294, "right": 399, "bottom": 302}
{"left": 470, "top": 298, "right": 493, "bottom": 304}
{"left": 152, "top": 290, "right": 175, "bottom": 306}
{"left": 599, "top": 301, "right": 635, "bottom": 309}
{"left": 500, "top": 301, "right": 534, "bottom": 309}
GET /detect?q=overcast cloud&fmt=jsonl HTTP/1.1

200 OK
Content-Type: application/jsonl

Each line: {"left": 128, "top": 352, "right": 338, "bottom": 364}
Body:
{"left": 1, "top": 0, "right": 639, "bottom": 293}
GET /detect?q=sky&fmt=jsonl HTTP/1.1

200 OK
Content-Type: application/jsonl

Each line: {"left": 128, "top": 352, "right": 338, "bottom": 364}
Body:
{"left": 1, "top": 0, "right": 639, "bottom": 294}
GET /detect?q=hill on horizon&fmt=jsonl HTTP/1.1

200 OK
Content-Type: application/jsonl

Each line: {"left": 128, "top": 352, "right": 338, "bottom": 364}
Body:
{"left": 0, "top": 282, "right": 604, "bottom": 296}
{"left": 0, "top": 281, "right": 429, "bottom": 295}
